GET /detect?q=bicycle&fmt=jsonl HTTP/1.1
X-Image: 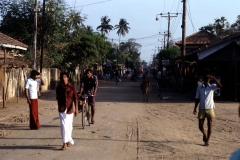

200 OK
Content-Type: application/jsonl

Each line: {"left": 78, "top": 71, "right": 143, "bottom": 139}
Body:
{"left": 79, "top": 94, "right": 93, "bottom": 129}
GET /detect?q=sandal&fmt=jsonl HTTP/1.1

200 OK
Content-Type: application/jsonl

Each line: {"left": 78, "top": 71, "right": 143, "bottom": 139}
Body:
{"left": 61, "top": 143, "right": 67, "bottom": 150}
{"left": 66, "top": 142, "right": 71, "bottom": 147}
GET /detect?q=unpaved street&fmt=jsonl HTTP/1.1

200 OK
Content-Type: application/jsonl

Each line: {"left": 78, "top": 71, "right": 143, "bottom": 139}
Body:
{"left": 0, "top": 75, "right": 239, "bottom": 160}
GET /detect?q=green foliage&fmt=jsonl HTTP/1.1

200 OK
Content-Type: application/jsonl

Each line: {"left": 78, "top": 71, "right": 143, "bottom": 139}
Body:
{"left": 158, "top": 48, "right": 181, "bottom": 61}
{"left": 0, "top": 0, "right": 130, "bottom": 70}
{"left": 231, "top": 15, "right": 240, "bottom": 32}
{"left": 67, "top": 33, "right": 111, "bottom": 67}
{"left": 0, "top": 0, "right": 36, "bottom": 45}
{"left": 119, "top": 39, "right": 141, "bottom": 68}
{"left": 199, "top": 16, "right": 238, "bottom": 38}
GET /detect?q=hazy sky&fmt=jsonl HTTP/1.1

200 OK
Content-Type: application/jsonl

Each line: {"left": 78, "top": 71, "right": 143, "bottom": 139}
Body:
{"left": 65, "top": 0, "right": 240, "bottom": 63}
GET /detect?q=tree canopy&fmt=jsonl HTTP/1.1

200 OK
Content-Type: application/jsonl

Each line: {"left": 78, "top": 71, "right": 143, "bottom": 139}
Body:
{"left": 96, "top": 16, "right": 113, "bottom": 36}
{"left": 115, "top": 18, "right": 130, "bottom": 46}
{"left": 0, "top": 0, "right": 118, "bottom": 69}
{"left": 199, "top": 16, "right": 240, "bottom": 38}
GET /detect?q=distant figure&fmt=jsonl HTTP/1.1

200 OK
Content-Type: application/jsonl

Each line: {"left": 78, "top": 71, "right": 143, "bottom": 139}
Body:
{"left": 114, "top": 69, "right": 120, "bottom": 85}
{"left": 25, "top": 70, "right": 44, "bottom": 130}
{"left": 158, "top": 70, "right": 161, "bottom": 78}
{"left": 140, "top": 81, "right": 152, "bottom": 102}
{"left": 193, "top": 74, "right": 222, "bottom": 146}
{"left": 56, "top": 72, "right": 78, "bottom": 150}
{"left": 122, "top": 68, "right": 126, "bottom": 78}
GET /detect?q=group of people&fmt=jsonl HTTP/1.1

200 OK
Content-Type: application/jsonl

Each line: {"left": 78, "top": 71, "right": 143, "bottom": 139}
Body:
{"left": 25, "top": 69, "right": 98, "bottom": 150}
{"left": 25, "top": 68, "right": 240, "bottom": 158}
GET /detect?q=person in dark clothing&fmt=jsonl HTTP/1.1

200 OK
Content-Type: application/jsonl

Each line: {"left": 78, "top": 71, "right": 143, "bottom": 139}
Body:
{"left": 114, "top": 69, "right": 120, "bottom": 85}
{"left": 79, "top": 69, "right": 98, "bottom": 124}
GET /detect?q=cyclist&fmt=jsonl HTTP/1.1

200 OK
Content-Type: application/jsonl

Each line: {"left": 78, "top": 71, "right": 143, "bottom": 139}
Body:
{"left": 79, "top": 69, "right": 98, "bottom": 124}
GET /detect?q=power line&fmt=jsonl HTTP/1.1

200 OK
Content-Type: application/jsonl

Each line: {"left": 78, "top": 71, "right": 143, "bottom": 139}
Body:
{"left": 171, "top": 14, "right": 182, "bottom": 35}
{"left": 140, "top": 42, "right": 160, "bottom": 47}
{"left": 171, "top": 4, "right": 183, "bottom": 36}
{"left": 107, "top": 34, "right": 160, "bottom": 42}
{"left": 67, "top": 0, "right": 112, "bottom": 9}
{"left": 187, "top": 0, "right": 197, "bottom": 33}
{"left": 170, "top": 0, "right": 181, "bottom": 32}
{"left": 170, "top": 0, "right": 176, "bottom": 12}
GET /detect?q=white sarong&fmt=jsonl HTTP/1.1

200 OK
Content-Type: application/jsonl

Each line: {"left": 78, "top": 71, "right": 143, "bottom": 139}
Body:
{"left": 59, "top": 109, "right": 74, "bottom": 145}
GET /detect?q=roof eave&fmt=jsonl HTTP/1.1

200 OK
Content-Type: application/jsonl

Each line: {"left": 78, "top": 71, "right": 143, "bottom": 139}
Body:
{"left": 0, "top": 44, "right": 27, "bottom": 51}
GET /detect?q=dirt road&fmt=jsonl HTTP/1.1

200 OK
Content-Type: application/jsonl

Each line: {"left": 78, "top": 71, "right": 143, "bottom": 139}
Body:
{"left": 0, "top": 75, "right": 239, "bottom": 160}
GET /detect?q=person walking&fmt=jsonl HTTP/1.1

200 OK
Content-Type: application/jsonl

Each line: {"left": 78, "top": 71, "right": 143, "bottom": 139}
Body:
{"left": 25, "top": 70, "right": 44, "bottom": 130}
{"left": 114, "top": 69, "right": 120, "bottom": 85}
{"left": 79, "top": 69, "right": 98, "bottom": 124}
{"left": 193, "top": 74, "right": 222, "bottom": 146}
{"left": 56, "top": 72, "right": 78, "bottom": 150}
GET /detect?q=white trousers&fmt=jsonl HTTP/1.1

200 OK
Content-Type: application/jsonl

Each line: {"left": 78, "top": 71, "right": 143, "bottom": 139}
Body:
{"left": 59, "top": 109, "right": 74, "bottom": 144}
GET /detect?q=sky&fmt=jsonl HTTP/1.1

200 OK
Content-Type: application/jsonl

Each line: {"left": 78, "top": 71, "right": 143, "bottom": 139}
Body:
{"left": 65, "top": 0, "right": 240, "bottom": 63}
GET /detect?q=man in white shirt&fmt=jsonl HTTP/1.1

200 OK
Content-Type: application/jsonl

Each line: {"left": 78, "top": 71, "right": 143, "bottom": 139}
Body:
{"left": 25, "top": 70, "right": 44, "bottom": 130}
{"left": 193, "top": 74, "right": 222, "bottom": 146}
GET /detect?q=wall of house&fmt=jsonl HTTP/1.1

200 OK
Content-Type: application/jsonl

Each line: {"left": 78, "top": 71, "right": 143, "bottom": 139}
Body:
{"left": 0, "top": 67, "right": 61, "bottom": 102}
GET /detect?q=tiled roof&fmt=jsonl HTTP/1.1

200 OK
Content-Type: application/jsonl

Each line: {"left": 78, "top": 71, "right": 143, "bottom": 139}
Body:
{"left": 0, "top": 32, "right": 28, "bottom": 49}
{"left": 175, "top": 30, "right": 216, "bottom": 45}
{"left": 197, "top": 32, "right": 240, "bottom": 54}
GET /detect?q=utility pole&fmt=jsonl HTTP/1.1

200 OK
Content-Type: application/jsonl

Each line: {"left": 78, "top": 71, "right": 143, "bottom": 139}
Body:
{"left": 40, "top": 0, "right": 46, "bottom": 74}
{"left": 33, "top": 0, "right": 38, "bottom": 70}
{"left": 156, "top": 12, "right": 179, "bottom": 49}
{"left": 159, "top": 32, "right": 168, "bottom": 49}
{"left": 39, "top": 0, "right": 46, "bottom": 97}
{"left": 181, "top": 0, "right": 187, "bottom": 94}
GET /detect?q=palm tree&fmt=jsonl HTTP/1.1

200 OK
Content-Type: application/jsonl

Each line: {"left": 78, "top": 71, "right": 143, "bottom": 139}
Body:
{"left": 115, "top": 18, "right": 131, "bottom": 48}
{"left": 86, "top": 25, "right": 94, "bottom": 33}
{"left": 96, "top": 16, "right": 113, "bottom": 35}
{"left": 66, "top": 10, "right": 86, "bottom": 31}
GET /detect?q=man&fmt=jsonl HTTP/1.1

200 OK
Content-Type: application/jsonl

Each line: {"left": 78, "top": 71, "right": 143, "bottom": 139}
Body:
{"left": 79, "top": 69, "right": 98, "bottom": 124}
{"left": 56, "top": 72, "right": 78, "bottom": 150}
{"left": 114, "top": 69, "right": 120, "bottom": 85}
{"left": 193, "top": 74, "right": 222, "bottom": 146}
{"left": 25, "top": 70, "right": 44, "bottom": 130}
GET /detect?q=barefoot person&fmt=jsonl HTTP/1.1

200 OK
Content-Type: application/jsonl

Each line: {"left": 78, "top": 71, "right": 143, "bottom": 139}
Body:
{"left": 79, "top": 69, "right": 98, "bottom": 124}
{"left": 56, "top": 72, "right": 78, "bottom": 150}
{"left": 193, "top": 74, "right": 222, "bottom": 146}
{"left": 25, "top": 70, "right": 44, "bottom": 130}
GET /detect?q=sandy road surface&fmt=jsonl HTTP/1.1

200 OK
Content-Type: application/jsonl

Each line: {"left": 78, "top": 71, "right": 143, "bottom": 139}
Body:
{"left": 0, "top": 75, "right": 239, "bottom": 160}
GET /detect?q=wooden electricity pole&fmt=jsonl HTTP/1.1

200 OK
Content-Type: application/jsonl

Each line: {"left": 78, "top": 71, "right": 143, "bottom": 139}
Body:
{"left": 33, "top": 0, "right": 38, "bottom": 70}
{"left": 40, "top": 0, "right": 46, "bottom": 74}
{"left": 181, "top": 0, "right": 187, "bottom": 93}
